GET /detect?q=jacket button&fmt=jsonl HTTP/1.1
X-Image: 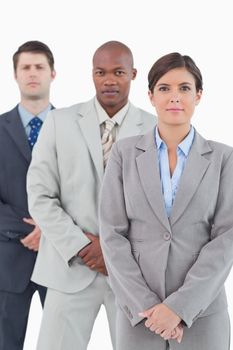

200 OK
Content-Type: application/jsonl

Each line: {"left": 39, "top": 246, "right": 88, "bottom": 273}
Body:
{"left": 163, "top": 232, "right": 171, "bottom": 241}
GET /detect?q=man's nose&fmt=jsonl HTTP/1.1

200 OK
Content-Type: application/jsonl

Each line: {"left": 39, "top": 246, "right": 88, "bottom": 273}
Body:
{"left": 104, "top": 75, "right": 117, "bottom": 85}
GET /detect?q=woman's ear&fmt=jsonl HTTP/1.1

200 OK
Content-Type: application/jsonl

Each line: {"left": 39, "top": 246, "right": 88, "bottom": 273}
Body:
{"left": 148, "top": 90, "right": 155, "bottom": 106}
{"left": 195, "top": 89, "right": 202, "bottom": 105}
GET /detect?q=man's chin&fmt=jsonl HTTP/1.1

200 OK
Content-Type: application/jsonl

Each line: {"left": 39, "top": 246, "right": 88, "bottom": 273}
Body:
{"left": 100, "top": 98, "right": 119, "bottom": 108}
{"left": 24, "top": 94, "right": 44, "bottom": 101}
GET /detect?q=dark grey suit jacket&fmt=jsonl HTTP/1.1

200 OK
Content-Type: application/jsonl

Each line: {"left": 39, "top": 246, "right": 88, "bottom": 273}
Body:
{"left": 0, "top": 106, "right": 49, "bottom": 292}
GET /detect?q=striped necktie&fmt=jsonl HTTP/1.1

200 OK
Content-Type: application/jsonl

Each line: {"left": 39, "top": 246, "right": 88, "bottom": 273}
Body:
{"left": 101, "top": 119, "right": 116, "bottom": 168}
{"left": 28, "top": 116, "right": 43, "bottom": 149}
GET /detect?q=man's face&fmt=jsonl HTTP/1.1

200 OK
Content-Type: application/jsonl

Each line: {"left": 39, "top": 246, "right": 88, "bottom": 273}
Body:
{"left": 92, "top": 48, "right": 137, "bottom": 117}
{"left": 14, "top": 52, "right": 56, "bottom": 101}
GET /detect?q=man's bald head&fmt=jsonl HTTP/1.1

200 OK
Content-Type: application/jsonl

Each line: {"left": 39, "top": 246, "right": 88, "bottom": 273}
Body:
{"left": 92, "top": 41, "right": 137, "bottom": 117}
{"left": 93, "top": 41, "right": 134, "bottom": 68}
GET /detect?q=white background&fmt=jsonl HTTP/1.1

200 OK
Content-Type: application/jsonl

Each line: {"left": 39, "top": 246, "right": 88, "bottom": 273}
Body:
{"left": 1, "top": 0, "right": 233, "bottom": 348}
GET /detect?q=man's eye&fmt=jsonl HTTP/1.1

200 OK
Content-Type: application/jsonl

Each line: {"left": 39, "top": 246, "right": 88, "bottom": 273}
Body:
{"left": 115, "top": 71, "right": 125, "bottom": 76}
{"left": 95, "top": 71, "right": 104, "bottom": 76}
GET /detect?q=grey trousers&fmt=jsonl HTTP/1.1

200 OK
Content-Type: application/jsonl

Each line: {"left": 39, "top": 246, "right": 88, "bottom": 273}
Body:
{"left": 36, "top": 274, "right": 116, "bottom": 350}
{"left": 116, "top": 307, "right": 230, "bottom": 350}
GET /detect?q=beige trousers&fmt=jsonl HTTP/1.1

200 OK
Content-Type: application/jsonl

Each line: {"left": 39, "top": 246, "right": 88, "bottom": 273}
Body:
{"left": 36, "top": 274, "right": 116, "bottom": 350}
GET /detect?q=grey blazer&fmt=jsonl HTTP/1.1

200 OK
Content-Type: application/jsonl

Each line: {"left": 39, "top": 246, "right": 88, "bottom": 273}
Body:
{"left": 27, "top": 98, "right": 155, "bottom": 293}
{"left": 99, "top": 128, "right": 233, "bottom": 329}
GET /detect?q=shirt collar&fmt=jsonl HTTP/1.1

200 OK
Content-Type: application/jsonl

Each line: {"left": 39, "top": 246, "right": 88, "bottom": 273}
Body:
{"left": 18, "top": 103, "right": 52, "bottom": 128}
{"left": 94, "top": 97, "right": 130, "bottom": 126}
{"left": 178, "top": 126, "right": 195, "bottom": 156}
{"left": 155, "top": 127, "right": 163, "bottom": 150}
{"left": 155, "top": 126, "right": 195, "bottom": 156}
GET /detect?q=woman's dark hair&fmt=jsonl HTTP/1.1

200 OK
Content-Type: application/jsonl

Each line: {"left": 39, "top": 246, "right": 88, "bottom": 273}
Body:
{"left": 148, "top": 52, "right": 203, "bottom": 93}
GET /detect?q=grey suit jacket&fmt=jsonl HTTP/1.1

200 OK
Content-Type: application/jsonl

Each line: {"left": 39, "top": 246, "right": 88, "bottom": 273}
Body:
{"left": 99, "top": 128, "right": 233, "bottom": 328}
{"left": 27, "top": 98, "right": 155, "bottom": 293}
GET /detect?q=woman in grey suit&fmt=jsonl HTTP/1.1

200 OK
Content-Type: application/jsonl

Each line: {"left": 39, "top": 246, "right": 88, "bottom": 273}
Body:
{"left": 99, "top": 52, "right": 233, "bottom": 350}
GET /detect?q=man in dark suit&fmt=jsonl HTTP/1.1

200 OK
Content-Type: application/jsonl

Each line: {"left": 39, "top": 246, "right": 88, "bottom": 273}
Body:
{"left": 0, "top": 41, "right": 56, "bottom": 350}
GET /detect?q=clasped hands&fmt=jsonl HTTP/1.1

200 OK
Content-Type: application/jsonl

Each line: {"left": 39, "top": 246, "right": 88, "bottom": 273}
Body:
{"left": 78, "top": 232, "right": 108, "bottom": 276}
{"left": 21, "top": 224, "right": 107, "bottom": 276}
{"left": 20, "top": 217, "right": 41, "bottom": 251}
{"left": 21, "top": 224, "right": 182, "bottom": 343}
{"left": 139, "top": 303, "right": 183, "bottom": 343}
{"left": 21, "top": 225, "right": 182, "bottom": 343}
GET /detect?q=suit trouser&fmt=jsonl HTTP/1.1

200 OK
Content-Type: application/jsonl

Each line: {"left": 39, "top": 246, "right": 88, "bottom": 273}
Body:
{"left": 36, "top": 273, "right": 116, "bottom": 350}
{"left": 116, "top": 307, "right": 231, "bottom": 350}
{"left": 0, "top": 281, "right": 46, "bottom": 350}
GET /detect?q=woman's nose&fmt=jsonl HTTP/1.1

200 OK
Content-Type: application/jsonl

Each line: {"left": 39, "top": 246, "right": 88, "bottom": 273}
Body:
{"left": 170, "top": 95, "right": 180, "bottom": 103}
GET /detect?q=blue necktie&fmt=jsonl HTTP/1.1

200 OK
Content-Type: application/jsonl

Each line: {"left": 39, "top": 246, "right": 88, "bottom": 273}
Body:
{"left": 28, "top": 116, "right": 43, "bottom": 149}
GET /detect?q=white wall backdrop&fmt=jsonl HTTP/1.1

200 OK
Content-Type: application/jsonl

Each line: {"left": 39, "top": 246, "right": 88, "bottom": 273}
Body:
{"left": 1, "top": 0, "right": 233, "bottom": 348}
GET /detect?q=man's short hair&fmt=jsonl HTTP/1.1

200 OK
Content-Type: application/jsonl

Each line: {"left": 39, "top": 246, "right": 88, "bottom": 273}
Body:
{"left": 13, "top": 40, "right": 55, "bottom": 71}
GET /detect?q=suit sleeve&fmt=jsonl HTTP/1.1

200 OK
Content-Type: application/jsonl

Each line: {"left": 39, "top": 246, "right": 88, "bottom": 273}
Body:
{"left": 164, "top": 150, "right": 233, "bottom": 327}
{"left": 27, "top": 111, "right": 90, "bottom": 266}
{"left": 99, "top": 142, "right": 161, "bottom": 327}
{"left": 0, "top": 200, "right": 34, "bottom": 240}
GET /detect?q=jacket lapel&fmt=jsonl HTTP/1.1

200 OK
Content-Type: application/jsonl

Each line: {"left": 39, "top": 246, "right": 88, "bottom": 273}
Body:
{"left": 4, "top": 106, "right": 31, "bottom": 163}
{"left": 77, "top": 100, "right": 104, "bottom": 181}
{"left": 169, "top": 132, "right": 212, "bottom": 226}
{"left": 136, "top": 130, "right": 171, "bottom": 233}
{"left": 117, "top": 104, "right": 143, "bottom": 140}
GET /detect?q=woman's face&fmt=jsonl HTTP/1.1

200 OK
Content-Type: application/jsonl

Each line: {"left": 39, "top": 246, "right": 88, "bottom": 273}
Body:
{"left": 149, "top": 67, "right": 202, "bottom": 128}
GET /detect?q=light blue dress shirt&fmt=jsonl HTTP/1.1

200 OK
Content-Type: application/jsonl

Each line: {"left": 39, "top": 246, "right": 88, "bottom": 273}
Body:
{"left": 155, "top": 126, "right": 195, "bottom": 217}
{"left": 18, "top": 104, "right": 52, "bottom": 136}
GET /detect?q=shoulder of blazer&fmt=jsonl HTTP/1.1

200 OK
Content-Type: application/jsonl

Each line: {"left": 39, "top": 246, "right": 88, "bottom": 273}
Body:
{"left": 120, "top": 104, "right": 156, "bottom": 138}
{"left": 205, "top": 139, "right": 233, "bottom": 164}
{"left": 194, "top": 130, "right": 233, "bottom": 158}
{"left": 129, "top": 103, "right": 154, "bottom": 117}
{"left": 75, "top": 98, "right": 96, "bottom": 117}
{"left": 206, "top": 139, "right": 233, "bottom": 154}
{"left": 0, "top": 104, "right": 55, "bottom": 124}
{"left": 0, "top": 105, "right": 19, "bottom": 124}
{"left": 115, "top": 130, "right": 154, "bottom": 153}
{"left": 126, "top": 102, "right": 155, "bottom": 123}
{"left": 46, "top": 98, "right": 95, "bottom": 121}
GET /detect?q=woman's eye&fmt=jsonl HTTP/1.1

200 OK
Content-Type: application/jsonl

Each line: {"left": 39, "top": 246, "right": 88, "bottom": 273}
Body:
{"left": 180, "top": 85, "right": 191, "bottom": 91}
{"left": 158, "top": 86, "right": 169, "bottom": 91}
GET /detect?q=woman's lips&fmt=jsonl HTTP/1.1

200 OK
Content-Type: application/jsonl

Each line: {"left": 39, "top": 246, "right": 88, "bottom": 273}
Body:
{"left": 166, "top": 108, "right": 184, "bottom": 111}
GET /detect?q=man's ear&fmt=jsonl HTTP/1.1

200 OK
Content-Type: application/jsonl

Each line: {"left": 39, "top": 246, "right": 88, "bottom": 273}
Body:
{"left": 131, "top": 68, "right": 137, "bottom": 80}
{"left": 51, "top": 70, "right": 56, "bottom": 80}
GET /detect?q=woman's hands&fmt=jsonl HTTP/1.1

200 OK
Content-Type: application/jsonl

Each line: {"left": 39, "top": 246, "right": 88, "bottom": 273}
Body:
{"left": 139, "top": 303, "right": 183, "bottom": 343}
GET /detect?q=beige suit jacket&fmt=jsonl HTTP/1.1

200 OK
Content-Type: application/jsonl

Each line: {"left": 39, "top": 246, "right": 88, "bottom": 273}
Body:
{"left": 27, "top": 98, "right": 155, "bottom": 293}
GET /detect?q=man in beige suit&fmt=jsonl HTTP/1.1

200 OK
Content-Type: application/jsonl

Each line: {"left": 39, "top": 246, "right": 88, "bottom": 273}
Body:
{"left": 27, "top": 41, "right": 155, "bottom": 350}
